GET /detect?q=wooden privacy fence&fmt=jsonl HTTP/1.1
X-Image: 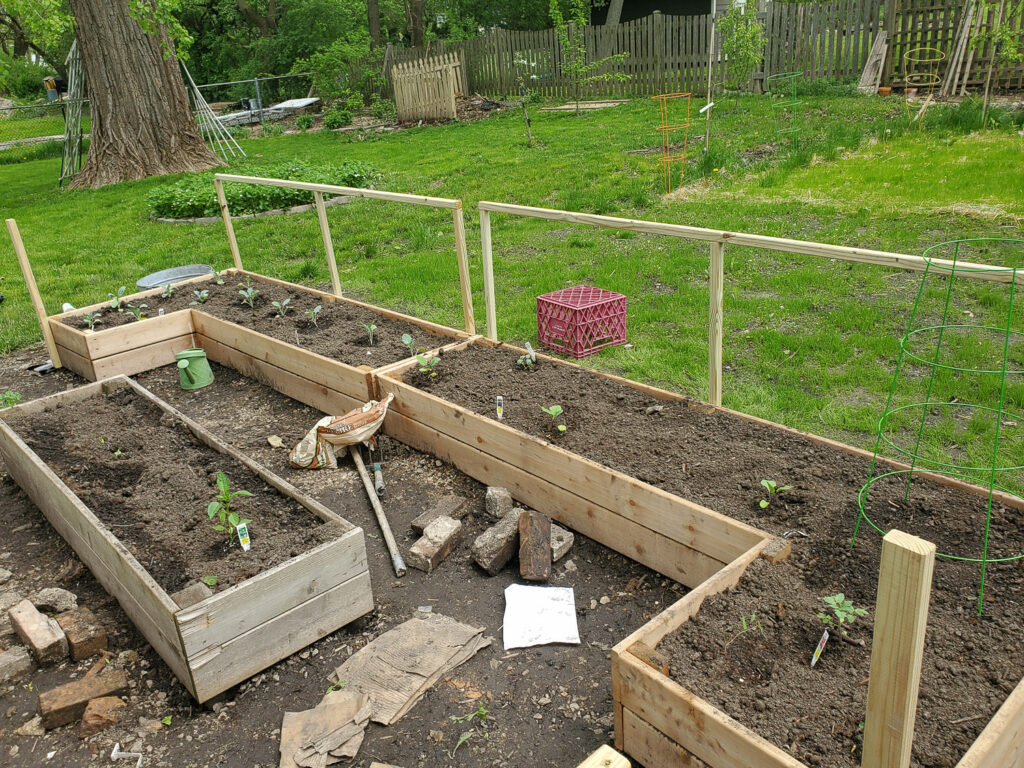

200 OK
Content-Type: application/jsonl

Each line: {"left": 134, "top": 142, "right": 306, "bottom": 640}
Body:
{"left": 391, "top": 52, "right": 465, "bottom": 122}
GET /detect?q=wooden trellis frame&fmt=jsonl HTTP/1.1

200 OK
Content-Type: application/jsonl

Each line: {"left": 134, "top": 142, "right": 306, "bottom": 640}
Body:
{"left": 391, "top": 52, "right": 464, "bottom": 122}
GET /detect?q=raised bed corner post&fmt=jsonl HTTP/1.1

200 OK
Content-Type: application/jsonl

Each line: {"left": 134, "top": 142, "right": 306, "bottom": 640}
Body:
{"left": 709, "top": 241, "right": 724, "bottom": 407}
{"left": 214, "top": 177, "right": 243, "bottom": 271}
{"left": 862, "top": 529, "right": 936, "bottom": 768}
{"left": 5, "top": 218, "right": 62, "bottom": 369}
{"left": 480, "top": 207, "right": 498, "bottom": 341}
{"left": 453, "top": 203, "right": 475, "bottom": 334}
{"left": 313, "top": 191, "right": 343, "bottom": 297}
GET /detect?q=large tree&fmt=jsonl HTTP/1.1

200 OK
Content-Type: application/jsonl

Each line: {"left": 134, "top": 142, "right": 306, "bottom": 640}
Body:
{"left": 66, "top": 0, "right": 220, "bottom": 188}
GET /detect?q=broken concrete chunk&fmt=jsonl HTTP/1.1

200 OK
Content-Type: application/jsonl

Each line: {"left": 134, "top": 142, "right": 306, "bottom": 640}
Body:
{"left": 519, "top": 510, "right": 552, "bottom": 582}
{"left": 9, "top": 599, "right": 67, "bottom": 665}
{"left": 0, "top": 645, "right": 32, "bottom": 682}
{"left": 551, "top": 524, "right": 574, "bottom": 562}
{"left": 30, "top": 587, "right": 78, "bottom": 614}
{"left": 0, "top": 567, "right": 11, "bottom": 585}
{"left": 170, "top": 581, "right": 213, "bottom": 610}
{"left": 15, "top": 715, "right": 45, "bottom": 737}
{"left": 484, "top": 487, "right": 513, "bottom": 519}
{"left": 472, "top": 511, "right": 520, "bottom": 575}
{"left": 38, "top": 669, "right": 129, "bottom": 729}
{"left": 78, "top": 696, "right": 125, "bottom": 737}
{"left": 0, "top": 590, "right": 24, "bottom": 614}
{"left": 410, "top": 494, "right": 470, "bottom": 535}
{"left": 56, "top": 607, "right": 108, "bottom": 661}
{"left": 407, "top": 517, "right": 462, "bottom": 574}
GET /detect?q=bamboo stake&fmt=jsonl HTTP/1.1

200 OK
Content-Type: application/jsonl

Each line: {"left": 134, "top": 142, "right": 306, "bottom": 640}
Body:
{"left": 480, "top": 209, "right": 497, "bottom": 341}
{"left": 708, "top": 241, "right": 724, "bottom": 407}
{"left": 452, "top": 205, "right": 475, "bottom": 334}
{"left": 350, "top": 446, "right": 406, "bottom": 577}
{"left": 5, "top": 219, "right": 62, "bottom": 368}
{"left": 862, "top": 530, "right": 936, "bottom": 768}
{"left": 214, "top": 178, "right": 243, "bottom": 271}
{"left": 313, "top": 191, "right": 342, "bottom": 297}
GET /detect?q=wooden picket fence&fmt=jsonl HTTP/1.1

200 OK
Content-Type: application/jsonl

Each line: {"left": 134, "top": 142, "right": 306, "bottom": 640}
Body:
{"left": 391, "top": 52, "right": 465, "bottom": 122}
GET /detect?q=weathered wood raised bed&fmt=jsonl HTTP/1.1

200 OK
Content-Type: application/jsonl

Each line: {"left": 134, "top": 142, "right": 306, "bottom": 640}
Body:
{"left": 0, "top": 376, "right": 373, "bottom": 702}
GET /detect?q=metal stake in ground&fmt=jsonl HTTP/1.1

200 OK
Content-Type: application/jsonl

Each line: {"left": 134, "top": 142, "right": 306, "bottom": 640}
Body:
{"left": 350, "top": 445, "right": 406, "bottom": 577}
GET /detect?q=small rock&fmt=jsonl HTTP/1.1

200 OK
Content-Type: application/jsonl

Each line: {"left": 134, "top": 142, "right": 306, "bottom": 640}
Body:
{"left": 599, "top": 596, "right": 610, "bottom": 605}
{"left": 138, "top": 716, "right": 163, "bottom": 734}
{"left": 0, "top": 567, "right": 11, "bottom": 585}
{"left": 0, "top": 645, "right": 33, "bottom": 682}
{"left": 551, "top": 524, "right": 574, "bottom": 562}
{"left": 78, "top": 697, "right": 125, "bottom": 737}
{"left": 410, "top": 494, "right": 470, "bottom": 535}
{"left": 485, "top": 487, "right": 514, "bottom": 519}
{"left": 30, "top": 588, "right": 78, "bottom": 614}
{"left": 0, "top": 590, "right": 24, "bottom": 613}
{"left": 117, "top": 650, "right": 139, "bottom": 667}
{"left": 589, "top": 599, "right": 597, "bottom": 610}
{"left": 15, "top": 715, "right": 45, "bottom": 737}
{"left": 563, "top": 559, "right": 577, "bottom": 573}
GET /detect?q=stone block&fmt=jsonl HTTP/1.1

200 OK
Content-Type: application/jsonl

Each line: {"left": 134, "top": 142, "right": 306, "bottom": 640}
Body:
{"left": 9, "top": 599, "right": 67, "bottom": 665}
{"left": 78, "top": 696, "right": 126, "bottom": 737}
{"left": 38, "top": 669, "right": 129, "bottom": 729}
{"left": 0, "top": 590, "right": 23, "bottom": 614}
{"left": 519, "top": 510, "right": 552, "bottom": 582}
{"left": 410, "top": 494, "right": 470, "bottom": 535}
{"left": 0, "top": 645, "right": 32, "bottom": 682}
{"left": 484, "top": 487, "right": 513, "bottom": 519}
{"left": 56, "top": 608, "right": 108, "bottom": 661}
{"left": 407, "top": 517, "right": 462, "bottom": 574}
{"left": 471, "top": 512, "right": 520, "bottom": 576}
{"left": 30, "top": 587, "right": 77, "bottom": 613}
{"left": 551, "top": 524, "right": 575, "bottom": 562}
{"left": 170, "top": 581, "right": 213, "bottom": 610}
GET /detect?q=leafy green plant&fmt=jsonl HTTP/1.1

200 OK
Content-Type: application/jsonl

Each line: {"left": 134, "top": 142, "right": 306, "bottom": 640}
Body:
{"left": 82, "top": 312, "right": 102, "bottom": 331}
{"left": 206, "top": 472, "right": 253, "bottom": 543}
{"left": 126, "top": 303, "right": 147, "bottom": 321}
{"left": 724, "top": 612, "right": 765, "bottom": 649}
{"left": 161, "top": 284, "right": 176, "bottom": 299}
{"left": 370, "top": 94, "right": 396, "bottom": 122}
{"left": 517, "top": 353, "right": 534, "bottom": 370}
{"left": 272, "top": 298, "right": 293, "bottom": 317}
{"left": 549, "top": 0, "right": 630, "bottom": 115}
{"left": 306, "top": 305, "right": 323, "bottom": 327}
{"left": 161, "top": 715, "right": 172, "bottom": 726}
{"left": 416, "top": 353, "right": 441, "bottom": 377}
{"left": 261, "top": 122, "right": 285, "bottom": 137}
{"left": 296, "top": 113, "right": 315, "bottom": 131}
{"left": 108, "top": 286, "right": 127, "bottom": 312}
{"left": 759, "top": 479, "right": 792, "bottom": 509}
{"left": 818, "top": 593, "right": 868, "bottom": 639}
{"left": 190, "top": 289, "right": 210, "bottom": 305}
{"left": 362, "top": 322, "right": 377, "bottom": 345}
{"left": 450, "top": 704, "right": 490, "bottom": 724}
{"left": 201, "top": 575, "right": 218, "bottom": 587}
{"left": 0, "top": 391, "right": 22, "bottom": 409}
{"left": 541, "top": 404, "right": 567, "bottom": 432}
{"left": 239, "top": 282, "right": 260, "bottom": 308}
{"left": 718, "top": 7, "right": 766, "bottom": 92}
{"left": 401, "top": 332, "right": 420, "bottom": 356}
{"left": 323, "top": 107, "right": 353, "bottom": 130}
{"left": 324, "top": 680, "right": 346, "bottom": 695}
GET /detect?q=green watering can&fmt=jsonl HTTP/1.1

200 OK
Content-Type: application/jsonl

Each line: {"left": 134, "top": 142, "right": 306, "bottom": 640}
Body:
{"left": 175, "top": 348, "right": 214, "bottom": 390}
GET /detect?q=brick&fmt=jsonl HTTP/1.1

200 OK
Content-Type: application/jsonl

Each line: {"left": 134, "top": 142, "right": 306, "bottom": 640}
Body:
{"left": 471, "top": 512, "right": 520, "bottom": 576}
{"left": 0, "top": 645, "right": 32, "bottom": 682}
{"left": 170, "top": 581, "right": 213, "bottom": 609}
{"left": 407, "top": 517, "right": 462, "bottom": 574}
{"left": 56, "top": 608, "right": 108, "bottom": 661}
{"left": 551, "top": 524, "right": 574, "bottom": 562}
{"left": 410, "top": 494, "right": 470, "bottom": 535}
{"left": 78, "top": 696, "right": 126, "bottom": 737}
{"left": 38, "top": 669, "right": 129, "bottom": 729}
{"left": 484, "top": 487, "right": 513, "bottom": 519}
{"left": 519, "top": 510, "right": 552, "bottom": 582}
{"left": 9, "top": 599, "right": 67, "bottom": 665}
{"left": 30, "top": 587, "right": 77, "bottom": 613}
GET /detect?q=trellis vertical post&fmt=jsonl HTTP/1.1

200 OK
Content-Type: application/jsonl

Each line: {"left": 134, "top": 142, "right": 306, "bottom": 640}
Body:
{"left": 6, "top": 219, "right": 62, "bottom": 369}
{"left": 480, "top": 208, "right": 497, "bottom": 341}
{"left": 452, "top": 205, "right": 475, "bottom": 334}
{"left": 862, "top": 529, "right": 936, "bottom": 768}
{"left": 313, "top": 191, "right": 343, "bottom": 297}
{"left": 709, "top": 241, "right": 724, "bottom": 407}
{"left": 214, "top": 178, "right": 243, "bottom": 271}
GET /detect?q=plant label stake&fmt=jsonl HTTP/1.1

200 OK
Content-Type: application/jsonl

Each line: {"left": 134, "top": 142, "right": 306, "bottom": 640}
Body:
{"left": 236, "top": 522, "right": 251, "bottom": 552}
{"left": 496, "top": 396, "right": 504, "bottom": 420}
{"left": 811, "top": 629, "right": 829, "bottom": 667}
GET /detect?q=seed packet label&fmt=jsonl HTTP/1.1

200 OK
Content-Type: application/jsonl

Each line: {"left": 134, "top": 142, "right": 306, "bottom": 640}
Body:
{"left": 811, "top": 629, "right": 829, "bottom": 667}
{"left": 496, "top": 396, "right": 504, "bottom": 421}
{"left": 236, "top": 522, "right": 251, "bottom": 552}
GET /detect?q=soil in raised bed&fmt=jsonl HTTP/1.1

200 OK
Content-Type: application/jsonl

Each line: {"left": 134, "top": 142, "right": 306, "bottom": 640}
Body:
{"left": 64, "top": 274, "right": 454, "bottom": 367}
{"left": 5, "top": 386, "right": 340, "bottom": 594}
{"left": 415, "top": 343, "right": 1024, "bottom": 768}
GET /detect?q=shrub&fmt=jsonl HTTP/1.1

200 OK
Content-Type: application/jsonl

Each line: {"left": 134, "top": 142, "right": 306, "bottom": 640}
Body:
{"left": 296, "top": 114, "right": 315, "bottom": 131}
{"left": 370, "top": 94, "right": 396, "bottom": 121}
{"left": 261, "top": 121, "right": 285, "bottom": 136}
{"left": 148, "top": 160, "right": 381, "bottom": 219}
{"left": 0, "top": 54, "right": 55, "bottom": 100}
{"left": 718, "top": 7, "right": 765, "bottom": 91}
{"left": 323, "top": 107, "right": 353, "bottom": 129}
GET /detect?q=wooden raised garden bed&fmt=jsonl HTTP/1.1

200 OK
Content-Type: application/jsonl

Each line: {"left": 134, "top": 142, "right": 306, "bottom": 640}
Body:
{"left": 0, "top": 375, "right": 373, "bottom": 702}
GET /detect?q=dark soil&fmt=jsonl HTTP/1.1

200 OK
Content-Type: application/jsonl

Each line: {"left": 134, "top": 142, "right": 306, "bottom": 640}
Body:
{"left": 416, "top": 343, "right": 1024, "bottom": 768}
{"left": 4, "top": 386, "right": 339, "bottom": 594}
{"left": 65, "top": 274, "right": 454, "bottom": 367}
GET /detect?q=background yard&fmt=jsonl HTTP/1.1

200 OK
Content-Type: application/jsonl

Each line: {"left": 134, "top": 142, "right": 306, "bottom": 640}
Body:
{"left": 2, "top": 90, "right": 1022, "bottom": 456}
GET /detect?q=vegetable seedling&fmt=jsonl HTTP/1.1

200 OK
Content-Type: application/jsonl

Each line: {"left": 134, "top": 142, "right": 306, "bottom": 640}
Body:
{"left": 239, "top": 285, "right": 259, "bottom": 308}
{"left": 107, "top": 286, "right": 127, "bottom": 312}
{"left": 818, "top": 593, "right": 868, "bottom": 640}
{"left": 206, "top": 471, "right": 253, "bottom": 543}
{"left": 402, "top": 332, "right": 418, "bottom": 356}
{"left": 272, "top": 298, "right": 292, "bottom": 317}
{"left": 759, "top": 479, "right": 792, "bottom": 509}
{"left": 200, "top": 575, "right": 218, "bottom": 587}
{"left": 190, "top": 289, "right": 210, "bottom": 305}
{"left": 517, "top": 353, "right": 534, "bottom": 370}
{"left": 82, "top": 312, "right": 102, "bottom": 331}
{"left": 450, "top": 704, "right": 490, "bottom": 723}
{"left": 161, "top": 284, "right": 176, "bottom": 299}
{"left": 126, "top": 303, "right": 147, "bottom": 321}
{"left": 541, "top": 404, "right": 567, "bottom": 432}
{"left": 305, "top": 305, "right": 322, "bottom": 327}
{"left": 724, "top": 612, "right": 765, "bottom": 649}
{"left": 0, "top": 391, "right": 22, "bottom": 409}
{"left": 415, "top": 353, "right": 440, "bottom": 377}
{"left": 363, "top": 322, "right": 377, "bottom": 345}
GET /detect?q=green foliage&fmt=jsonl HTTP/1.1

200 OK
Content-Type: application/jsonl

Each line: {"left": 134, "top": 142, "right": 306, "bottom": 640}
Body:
{"left": 301, "top": 36, "right": 385, "bottom": 104}
{"left": 306, "top": 305, "right": 323, "bottom": 326}
{"left": 401, "top": 332, "right": 418, "bottom": 356}
{"left": 725, "top": 612, "right": 765, "bottom": 648}
{"left": 0, "top": 54, "right": 55, "bottom": 100}
{"left": 818, "top": 593, "right": 868, "bottom": 638}
{"left": 296, "top": 114, "right": 315, "bottom": 131}
{"left": 541, "top": 404, "right": 567, "bottom": 432}
{"left": 261, "top": 121, "right": 286, "bottom": 137}
{"left": 759, "top": 478, "right": 792, "bottom": 509}
{"left": 517, "top": 353, "right": 534, "bottom": 369}
{"left": 416, "top": 353, "right": 441, "bottom": 377}
{"left": 239, "top": 282, "right": 260, "bottom": 307}
{"left": 971, "top": 1, "right": 1024, "bottom": 68}
{"left": 323, "top": 106, "right": 353, "bottom": 129}
{"left": 0, "top": 390, "right": 22, "bottom": 409}
{"left": 201, "top": 575, "right": 219, "bottom": 587}
{"left": 718, "top": 7, "right": 765, "bottom": 91}
{"left": 148, "top": 160, "right": 380, "bottom": 218}
{"left": 549, "top": 0, "right": 629, "bottom": 114}
{"left": 272, "top": 297, "right": 293, "bottom": 316}
{"left": 190, "top": 289, "right": 210, "bottom": 305}
{"left": 82, "top": 312, "right": 102, "bottom": 331}
{"left": 161, "top": 283, "right": 176, "bottom": 299}
{"left": 126, "top": 303, "right": 148, "bottom": 321}
{"left": 370, "top": 94, "right": 396, "bottom": 121}
{"left": 206, "top": 471, "right": 253, "bottom": 543}
{"left": 362, "top": 321, "right": 377, "bottom": 345}
{"left": 108, "top": 286, "right": 127, "bottom": 312}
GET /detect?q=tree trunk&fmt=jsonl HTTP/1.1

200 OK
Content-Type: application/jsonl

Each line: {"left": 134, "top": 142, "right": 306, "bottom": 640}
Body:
{"left": 367, "top": 0, "right": 382, "bottom": 48}
{"left": 406, "top": 0, "right": 425, "bottom": 47}
{"left": 66, "top": 0, "right": 221, "bottom": 189}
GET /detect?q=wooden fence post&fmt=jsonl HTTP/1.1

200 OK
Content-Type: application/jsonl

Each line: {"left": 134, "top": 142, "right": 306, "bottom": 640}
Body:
{"left": 214, "top": 178, "right": 243, "bottom": 271}
{"left": 862, "top": 529, "right": 936, "bottom": 768}
{"left": 313, "top": 191, "right": 342, "bottom": 297}
{"left": 480, "top": 208, "right": 497, "bottom": 341}
{"left": 5, "top": 219, "right": 62, "bottom": 368}
{"left": 708, "top": 241, "right": 724, "bottom": 407}
{"left": 452, "top": 205, "right": 475, "bottom": 334}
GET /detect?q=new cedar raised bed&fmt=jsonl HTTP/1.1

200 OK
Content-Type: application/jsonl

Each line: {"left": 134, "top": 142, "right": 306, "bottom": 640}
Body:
{"left": 0, "top": 375, "right": 373, "bottom": 702}
{"left": 46, "top": 268, "right": 472, "bottom": 387}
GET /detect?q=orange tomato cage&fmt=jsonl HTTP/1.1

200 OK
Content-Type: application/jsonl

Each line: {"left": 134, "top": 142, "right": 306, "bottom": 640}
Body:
{"left": 652, "top": 92, "right": 692, "bottom": 195}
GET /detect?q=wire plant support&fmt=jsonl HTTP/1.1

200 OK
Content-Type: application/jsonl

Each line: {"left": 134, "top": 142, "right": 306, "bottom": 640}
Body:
{"left": 903, "top": 46, "right": 945, "bottom": 127}
{"left": 852, "top": 239, "right": 1024, "bottom": 613}
{"left": 766, "top": 71, "right": 802, "bottom": 145}
{"left": 652, "top": 93, "right": 692, "bottom": 195}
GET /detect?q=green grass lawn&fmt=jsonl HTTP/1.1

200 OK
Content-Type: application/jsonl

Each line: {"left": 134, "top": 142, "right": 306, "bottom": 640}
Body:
{"left": 2, "top": 90, "right": 1023, "bottom": 478}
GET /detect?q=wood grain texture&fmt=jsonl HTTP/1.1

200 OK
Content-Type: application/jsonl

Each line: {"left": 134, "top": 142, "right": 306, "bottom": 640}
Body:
{"left": 621, "top": 709, "right": 705, "bottom": 768}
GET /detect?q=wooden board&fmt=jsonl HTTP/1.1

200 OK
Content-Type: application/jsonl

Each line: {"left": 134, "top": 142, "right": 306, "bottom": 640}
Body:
{"left": 957, "top": 674, "right": 1024, "bottom": 767}
{"left": 621, "top": 709, "right": 705, "bottom": 768}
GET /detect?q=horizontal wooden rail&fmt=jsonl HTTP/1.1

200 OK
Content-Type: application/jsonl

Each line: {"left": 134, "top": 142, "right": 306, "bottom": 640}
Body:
{"left": 215, "top": 174, "right": 463, "bottom": 210}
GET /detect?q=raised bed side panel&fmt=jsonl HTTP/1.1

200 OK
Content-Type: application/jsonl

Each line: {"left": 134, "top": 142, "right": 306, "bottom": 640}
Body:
{"left": 955, "top": 675, "right": 1024, "bottom": 768}
{"left": 0, "top": 380, "right": 194, "bottom": 695}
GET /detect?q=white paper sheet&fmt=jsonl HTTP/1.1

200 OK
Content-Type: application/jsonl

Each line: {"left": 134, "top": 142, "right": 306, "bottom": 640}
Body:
{"left": 502, "top": 584, "right": 580, "bottom": 650}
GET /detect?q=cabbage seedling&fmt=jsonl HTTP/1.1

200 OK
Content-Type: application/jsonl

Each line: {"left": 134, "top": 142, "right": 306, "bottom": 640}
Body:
{"left": 239, "top": 285, "right": 259, "bottom": 308}
{"left": 402, "top": 333, "right": 417, "bottom": 356}
{"left": 207, "top": 471, "right": 253, "bottom": 543}
{"left": 363, "top": 322, "right": 377, "bottom": 345}
{"left": 305, "top": 305, "right": 322, "bottom": 327}
{"left": 415, "top": 353, "right": 440, "bottom": 377}
{"left": 541, "top": 404, "right": 567, "bottom": 432}
{"left": 82, "top": 312, "right": 102, "bottom": 331}
{"left": 108, "top": 286, "right": 127, "bottom": 312}
{"left": 759, "top": 479, "right": 792, "bottom": 509}
{"left": 127, "top": 303, "right": 147, "bottom": 321}
{"left": 190, "top": 289, "right": 210, "bottom": 305}
{"left": 272, "top": 298, "right": 292, "bottom": 317}
{"left": 161, "top": 284, "right": 176, "bottom": 299}
{"left": 0, "top": 391, "right": 22, "bottom": 409}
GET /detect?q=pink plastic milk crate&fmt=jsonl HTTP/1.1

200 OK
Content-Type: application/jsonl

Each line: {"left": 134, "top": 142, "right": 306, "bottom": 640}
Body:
{"left": 536, "top": 285, "right": 627, "bottom": 359}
